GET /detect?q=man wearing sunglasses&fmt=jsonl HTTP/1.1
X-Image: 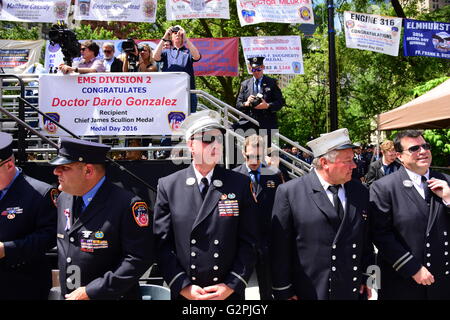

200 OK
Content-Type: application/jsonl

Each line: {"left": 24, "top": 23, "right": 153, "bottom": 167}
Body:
{"left": 0, "top": 132, "right": 58, "bottom": 300}
{"left": 370, "top": 129, "right": 450, "bottom": 299}
{"left": 59, "top": 40, "right": 106, "bottom": 74}
{"left": 102, "top": 42, "right": 123, "bottom": 73}
{"left": 235, "top": 57, "right": 284, "bottom": 145}
{"left": 233, "top": 134, "right": 283, "bottom": 300}
{"left": 154, "top": 110, "right": 258, "bottom": 300}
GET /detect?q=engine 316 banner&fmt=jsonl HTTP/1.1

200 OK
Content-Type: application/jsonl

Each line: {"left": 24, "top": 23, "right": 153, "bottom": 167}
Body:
{"left": 39, "top": 72, "right": 189, "bottom": 136}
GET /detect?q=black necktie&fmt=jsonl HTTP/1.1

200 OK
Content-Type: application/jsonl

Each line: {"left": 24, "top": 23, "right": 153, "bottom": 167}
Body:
{"left": 73, "top": 196, "right": 84, "bottom": 220}
{"left": 200, "top": 177, "right": 209, "bottom": 200}
{"left": 328, "top": 185, "right": 344, "bottom": 221}
{"left": 254, "top": 79, "right": 260, "bottom": 94}
{"left": 421, "top": 176, "right": 431, "bottom": 205}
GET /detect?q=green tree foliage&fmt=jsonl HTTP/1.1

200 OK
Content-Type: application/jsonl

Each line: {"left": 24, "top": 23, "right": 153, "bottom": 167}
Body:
{"left": 0, "top": 22, "right": 40, "bottom": 40}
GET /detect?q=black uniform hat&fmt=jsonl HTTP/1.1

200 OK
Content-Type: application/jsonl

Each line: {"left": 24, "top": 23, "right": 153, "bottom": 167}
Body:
{"left": 50, "top": 137, "right": 110, "bottom": 165}
{"left": 0, "top": 132, "right": 13, "bottom": 163}
{"left": 248, "top": 56, "right": 265, "bottom": 68}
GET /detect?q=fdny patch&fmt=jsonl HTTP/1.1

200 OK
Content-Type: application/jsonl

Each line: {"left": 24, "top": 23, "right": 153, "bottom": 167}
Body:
{"left": 50, "top": 188, "right": 59, "bottom": 208}
{"left": 132, "top": 202, "right": 149, "bottom": 227}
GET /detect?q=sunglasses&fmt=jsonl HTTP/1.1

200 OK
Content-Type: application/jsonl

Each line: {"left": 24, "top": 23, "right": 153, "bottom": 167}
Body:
{"left": 80, "top": 47, "right": 86, "bottom": 51}
{"left": 251, "top": 68, "right": 262, "bottom": 72}
{"left": 0, "top": 157, "right": 12, "bottom": 167}
{"left": 403, "top": 143, "right": 431, "bottom": 153}
{"left": 103, "top": 50, "right": 113, "bottom": 53}
{"left": 191, "top": 134, "right": 223, "bottom": 145}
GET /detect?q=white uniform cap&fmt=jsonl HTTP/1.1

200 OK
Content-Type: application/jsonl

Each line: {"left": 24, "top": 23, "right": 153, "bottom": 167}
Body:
{"left": 306, "top": 128, "right": 357, "bottom": 158}
{"left": 179, "top": 110, "right": 225, "bottom": 140}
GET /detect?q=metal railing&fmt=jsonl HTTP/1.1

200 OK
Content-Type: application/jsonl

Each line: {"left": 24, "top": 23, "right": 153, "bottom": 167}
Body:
{"left": 1, "top": 74, "right": 312, "bottom": 178}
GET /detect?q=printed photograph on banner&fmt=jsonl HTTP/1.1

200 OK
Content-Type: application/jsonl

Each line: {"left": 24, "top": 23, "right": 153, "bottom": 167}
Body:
{"left": 344, "top": 11, "right": 402, "bottom": 57}
{"left": 165, "top": 0, "right": 229, "bottom": 20}
{"left": 403, "top": 19, "right": 450, "bottom": 59}
{"left": 0, "top": 0, "right": 70, "bottom": 23}
{"left": 74, "top": 0, "right": 157, "bottom": 23}
{"left": 38, "top": 73, "right": 190, "bottom": 136}
{"left": 237, "top": 0, "right": 314, "bottom": 27}
{"left": 240, "top": 36, "right": 304, "bottom": 75}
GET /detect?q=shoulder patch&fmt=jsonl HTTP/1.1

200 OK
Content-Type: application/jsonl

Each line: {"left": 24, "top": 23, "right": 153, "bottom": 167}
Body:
{"left": 50, "top": 188, "right": 60, "bottom": 208}
{"left": 132, "top": 201, "right": 149, "bottom": 227}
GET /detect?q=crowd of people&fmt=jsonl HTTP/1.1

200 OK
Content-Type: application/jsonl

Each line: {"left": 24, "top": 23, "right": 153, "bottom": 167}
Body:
{"left": 2, "top": 25, "right": 449, "bottom": 302}
{"left": 1, "top": 109, "right": 449, "bottom": 301}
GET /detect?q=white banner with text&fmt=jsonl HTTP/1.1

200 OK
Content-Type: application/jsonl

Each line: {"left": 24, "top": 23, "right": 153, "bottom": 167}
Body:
{"left": 39, "top": 72, "right": 189, "bottom": 136}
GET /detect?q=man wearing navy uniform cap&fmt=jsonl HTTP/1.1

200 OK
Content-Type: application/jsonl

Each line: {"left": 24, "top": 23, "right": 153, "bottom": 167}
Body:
{"left": 51, "top": 137, "right": 154, "bottom": 300}
{"left": 0, "top": 132, "right": 57, "bottom": 300}
{"left": 235, "top": 56, "right": 284, "bottom": 146}
{"left": 271, "top": 128, "right": 374, "bottom": 300}
{"left": 154, "top": 110, "right": 258, "bottom": 300}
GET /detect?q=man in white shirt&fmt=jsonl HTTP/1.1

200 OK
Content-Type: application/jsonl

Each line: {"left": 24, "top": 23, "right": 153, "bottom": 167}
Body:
{"left": 370, "top": 129, "right": 450, "bottom": 300}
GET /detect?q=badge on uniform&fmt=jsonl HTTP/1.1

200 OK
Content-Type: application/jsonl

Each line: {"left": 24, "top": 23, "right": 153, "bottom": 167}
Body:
{"left": 2, "top": 207, "right": 23, "bottom": 220}
{"left": 218, "top": 200, "right": 239, "bottom": 217}
{"left": 80, "top": 239, "right": 109, "bottom": 252}
{"left": 266, "top": 180, "right": 276, "bottom": 188}
{"left": 132, "top": 202, "right": 149, "bottom": 227}
{"left": 64, "top": 208, "right": 71, "bottom": 231}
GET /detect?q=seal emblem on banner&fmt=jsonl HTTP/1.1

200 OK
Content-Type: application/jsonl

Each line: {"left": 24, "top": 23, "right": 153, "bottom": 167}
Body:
{"left": 299, "top": 7, "right": 312, "bottom": 21}
{"left": 168, "top": 112, "right": 186, "bottom": 131}
{"left": 43, "top": 113, "right": 60, "bottom": 134}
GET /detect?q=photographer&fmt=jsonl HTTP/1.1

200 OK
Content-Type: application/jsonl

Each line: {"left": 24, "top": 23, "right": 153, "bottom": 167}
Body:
{"left": 153, "top": 25, "right": 201, "bottom": 113}
{"left": 234, "top": 57, "right": 284, "bottom": 146}
{"left": 122, "top": 42, "right": 157, "bottom": 73}
{"left": 59, "top": 40, "right": 105, "bottom": 74}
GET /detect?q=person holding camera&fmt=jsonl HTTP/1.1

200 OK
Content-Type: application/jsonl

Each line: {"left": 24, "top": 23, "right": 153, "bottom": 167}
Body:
{"left": 59, "top": 40, "right": 106, "bottom": 74}
{"left": 122, "top": 43, "right": 157, "bottom": 73}
{"left": 234, "top": 57, "right": 284, "bottom": 146}
{"left": 153, "top": 25, "right": 201, "bottom": 113}
{"left": 102, "top": 42, "right": 123, "bottom": 72}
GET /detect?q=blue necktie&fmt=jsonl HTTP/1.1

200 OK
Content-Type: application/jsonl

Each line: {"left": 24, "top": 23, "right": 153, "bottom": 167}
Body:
{"left": 254, "top": 79, "right": 260, "bottom": 94}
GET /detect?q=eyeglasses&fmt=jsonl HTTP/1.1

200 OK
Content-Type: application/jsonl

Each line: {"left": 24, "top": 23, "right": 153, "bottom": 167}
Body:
{"left": 403, "top": 143, "right": 431, "bottom": 153}
{"left": 0, "top": 157, "right": 12, "bottom": 167}
{"left": 103, "top": 50, "right": 112, "bottom": 54}
{"left": 191, "top": 134, "right": 223, "bottom": 145}
{"left": 251, "top": 68, "right": 262, "bottom": 72}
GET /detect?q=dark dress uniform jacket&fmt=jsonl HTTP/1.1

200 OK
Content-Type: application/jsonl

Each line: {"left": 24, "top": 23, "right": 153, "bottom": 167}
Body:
{"left": 153, "top": 165, "right": 258, "bottom": 299}
{"left": 271, "top": 171, "right": 374, "bottom": 300}
{"left": 0, "top": 172, "right": 57, "bottom": 300}
{"left": 236, "top": 76, "right": 284, "bottom": 130}
{"left": 233, "top": 164, "right": 282, "bottom": 245}
{"left": 57, "top": 179, "right": 154, "bottom": 300}
{"left": 365, "top": 158, "right": 401, "bottom": 186}
{"left": 370, "top": 167, "right": 450, "bottom": 300}
{"left": 110, "top": 57, "right": 124, "bottom": 72}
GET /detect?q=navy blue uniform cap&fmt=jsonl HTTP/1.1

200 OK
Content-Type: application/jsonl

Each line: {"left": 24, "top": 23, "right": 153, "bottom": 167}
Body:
{"left": 0, "top": 132, "right": 13, "bottom": 162}
{"left": 50, "top": 137, "right": 110, "bottom": 165}
{"left": 248, "top": 56, "right": 265, "bottom": 68}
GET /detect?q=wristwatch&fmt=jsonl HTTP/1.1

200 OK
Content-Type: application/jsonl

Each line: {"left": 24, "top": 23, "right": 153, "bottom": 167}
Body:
{"left": 75, "top": 67, "right": 79, "bottom": 73}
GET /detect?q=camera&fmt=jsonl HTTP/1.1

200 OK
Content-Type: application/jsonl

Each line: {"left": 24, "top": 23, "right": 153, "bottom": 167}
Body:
{"left": 48, "top": 24, "right": 80, "bottom": 66}
{"left": 121, "top": 39, "right": 139, "bottom": 54}
{"left": 121, "top": 39, "right": 142, "bottom": 72}
{"left": 250, "top": 93, "right": 264, "bottom": 108}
